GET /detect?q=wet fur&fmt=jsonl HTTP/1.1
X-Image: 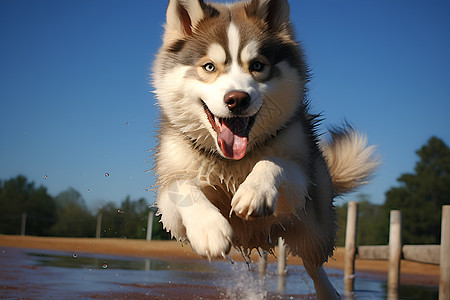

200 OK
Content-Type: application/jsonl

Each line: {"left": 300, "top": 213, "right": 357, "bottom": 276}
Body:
{"left": 152, "top": 0, "right": 378, "bottom": 298}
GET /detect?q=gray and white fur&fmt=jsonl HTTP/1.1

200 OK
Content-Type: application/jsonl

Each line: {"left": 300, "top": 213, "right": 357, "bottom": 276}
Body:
{"left": 152, "top": 0, "right": 379, "bottom": 298}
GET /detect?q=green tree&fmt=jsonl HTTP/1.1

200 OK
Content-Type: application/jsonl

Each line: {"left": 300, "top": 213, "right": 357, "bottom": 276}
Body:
{"left": 335, "top": 194, "right": 387, "bottom": 246}
{"left": 335, "top": 203, "right": 347, "bottom": 247}
{"left": 49, "top": 188, "right": 96, "bottom": 237}
{"left": 356, "top": 199, "right": 387, "bottom": 245}
{"left": 151, "top": 209, "right": 171, "bottom": 240}
{"left": 100, "top": 196, "right": 150, "bottom": 239}
{"left": 384, "top": 137, "right": 450, "bottom": 244}
{"left": 0, "top": 175, "right": 56, "bottom": 235}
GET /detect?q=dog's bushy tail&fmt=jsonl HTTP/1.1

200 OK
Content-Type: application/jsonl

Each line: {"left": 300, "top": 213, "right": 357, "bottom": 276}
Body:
{"left": 321, "top": 126, "right": 380, "bottom": 195}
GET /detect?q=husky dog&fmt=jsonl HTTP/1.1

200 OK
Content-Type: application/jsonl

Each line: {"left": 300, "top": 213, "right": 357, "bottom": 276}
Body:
{"left": 153, "top": 0, "right": 378, "bottom": 298}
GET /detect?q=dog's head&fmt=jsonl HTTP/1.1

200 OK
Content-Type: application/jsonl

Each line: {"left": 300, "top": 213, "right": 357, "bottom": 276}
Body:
{"left": 154, "top": 0, "right": 308, "bottom": 160}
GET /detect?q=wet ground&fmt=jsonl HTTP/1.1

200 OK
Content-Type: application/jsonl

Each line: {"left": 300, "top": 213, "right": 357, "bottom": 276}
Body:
{"left": 0, "top": 247, "right": 438, "bottom": 299}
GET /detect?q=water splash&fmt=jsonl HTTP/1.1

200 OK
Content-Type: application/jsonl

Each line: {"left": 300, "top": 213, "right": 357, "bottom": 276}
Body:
{"left": 225, "top": 263, "right": 267, "bottom": 300}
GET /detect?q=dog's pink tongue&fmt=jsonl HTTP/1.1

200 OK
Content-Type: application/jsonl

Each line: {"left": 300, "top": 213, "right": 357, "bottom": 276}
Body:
{"left": 217, "top": 117, "right": 248, "bottom": 160}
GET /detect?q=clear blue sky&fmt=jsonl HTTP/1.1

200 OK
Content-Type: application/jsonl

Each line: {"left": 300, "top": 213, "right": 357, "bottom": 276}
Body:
{"left": 1, "top": 0, "right": 449, "bottom": 210}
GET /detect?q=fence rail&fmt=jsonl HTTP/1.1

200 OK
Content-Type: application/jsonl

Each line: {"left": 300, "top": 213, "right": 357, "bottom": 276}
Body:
{"left": 345, "top": 203, "right": 449, "bottom": 300}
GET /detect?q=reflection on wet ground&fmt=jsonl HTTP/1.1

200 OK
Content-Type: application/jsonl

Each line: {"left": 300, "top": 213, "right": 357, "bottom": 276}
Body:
{"left": 0, "top": 247, "right": 438, "bottom": 299}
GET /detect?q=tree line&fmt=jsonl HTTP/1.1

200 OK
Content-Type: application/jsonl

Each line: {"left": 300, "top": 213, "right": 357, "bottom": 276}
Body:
{"left": 1, "top": 136, "right": 449, "bottom": 245}
{"left": 0, "top": 177, "right": 170, "bottom": 240}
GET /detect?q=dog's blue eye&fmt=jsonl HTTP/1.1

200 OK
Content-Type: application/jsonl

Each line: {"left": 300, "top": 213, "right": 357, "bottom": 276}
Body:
{"left": 250, "top": 61, "right": 264, "bottom": 72}
{"left": 203, "top": 62, "right": 216, "bottom": 72}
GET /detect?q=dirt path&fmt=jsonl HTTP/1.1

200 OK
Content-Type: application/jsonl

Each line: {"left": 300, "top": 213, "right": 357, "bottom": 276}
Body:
{"left": 0, "top": 234, "right": 439, "bottom": 286}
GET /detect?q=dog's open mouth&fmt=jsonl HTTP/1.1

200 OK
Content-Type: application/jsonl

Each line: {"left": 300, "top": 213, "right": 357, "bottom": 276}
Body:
{"left": 202, "top": 102, "right": 256, "bottom": 160}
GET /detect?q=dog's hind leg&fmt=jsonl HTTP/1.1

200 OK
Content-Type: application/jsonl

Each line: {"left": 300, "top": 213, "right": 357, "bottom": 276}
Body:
{"left": 304, "top": 262, "right": 340, "bottom": 300}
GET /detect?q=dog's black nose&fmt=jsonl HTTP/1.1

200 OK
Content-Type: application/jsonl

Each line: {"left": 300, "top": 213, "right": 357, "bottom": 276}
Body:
{"left": 224, "top": 91, "right": 250, "bottom": 114}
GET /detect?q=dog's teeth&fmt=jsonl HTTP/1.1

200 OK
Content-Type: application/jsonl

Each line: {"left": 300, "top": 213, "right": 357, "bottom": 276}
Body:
{"left": 215, "top": 117, "right": 221, "bottom": 128}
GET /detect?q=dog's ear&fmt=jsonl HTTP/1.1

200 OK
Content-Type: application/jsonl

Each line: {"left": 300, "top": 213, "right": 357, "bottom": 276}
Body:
{"left": 166, "top": 0, "right": 206, "bottom": 38}
{"left": 245, "top": 0, "right": 290, "bottom": 32}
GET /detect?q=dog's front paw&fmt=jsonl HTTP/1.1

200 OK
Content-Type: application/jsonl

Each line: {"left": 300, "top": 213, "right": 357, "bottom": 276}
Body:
{"left": 231, "top": 179, "right": 279, "bottom": 220}
{"left": 185, "top": 211, "right": 234, "bottom": 259}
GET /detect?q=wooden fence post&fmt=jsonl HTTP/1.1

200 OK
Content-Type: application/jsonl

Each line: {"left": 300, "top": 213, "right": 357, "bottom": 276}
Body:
{"left": 388, "top": 210, "right": 402, "bottom": 299}
{"left": 277, "top": 237, "right": 287, "bottom": 275}
{"left": 344, "top": 201, "right": 358, "bottom": 293}
{"left": 258, "top": 251, "right": 268, "bottom": 275}
{"left": 146, "top": 210, "right": 154, "bottom": 241}
{"left": 20, "top": 212, "right": 27, "bottom": 236}
{"left": 96, "top": 213, "right": 102, "bottom": 239}
{"left": 440, "top": 205, "right": 450, "bottom": 300}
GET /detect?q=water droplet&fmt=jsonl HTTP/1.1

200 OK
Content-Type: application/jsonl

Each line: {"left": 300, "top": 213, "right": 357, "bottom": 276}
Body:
{"left": 105, "top": 172, "right": 110, "bottom": 177}
{"left": 117, "top": 209, "right": 126, "bottom": 214}
{"left": 102, "top": 263, "right": 108, "bottom": 269}
{"left": 72, "top": 253, "right": 77, "bottom": 259}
